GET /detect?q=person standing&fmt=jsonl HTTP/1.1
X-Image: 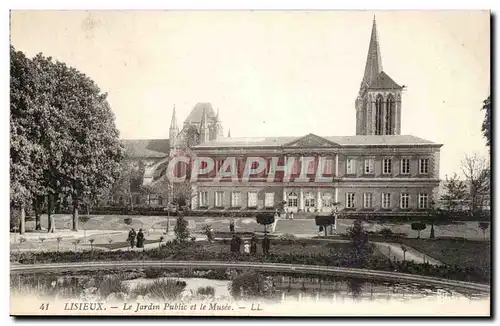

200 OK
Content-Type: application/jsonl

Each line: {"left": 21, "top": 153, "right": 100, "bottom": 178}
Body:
{"left": 250, "top": 234, "right": 258, "bottom": 255}
{"left": 229, "top": 219, "right": 235, "bottom": 233}
{"left": 262, "top": 235, "right": 270, "bottom": 255}
{"left": 243, "top": 240, "right": 250, "bottom": 255}
{"left": 230, "top": 235, "right": 239, "bottom": 253}
{"left": 136, "top": 228, "right": 145, "bottom": 249}
{"left": 128, "top": 228, "right": 136, "bottom": 249}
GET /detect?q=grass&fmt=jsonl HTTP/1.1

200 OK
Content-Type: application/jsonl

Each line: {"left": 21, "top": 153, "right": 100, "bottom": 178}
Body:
{"left": 399, "top": 238, "right": 491, "bottom": 269}
{"left": 132, "top": 279, "right": 186, "bottom": 300}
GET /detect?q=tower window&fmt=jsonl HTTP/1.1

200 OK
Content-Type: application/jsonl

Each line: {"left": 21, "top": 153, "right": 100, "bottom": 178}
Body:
{"left": 385, "top": 95, "right": 395, "bottom": 135}
{"left": 375, "top": 94, "right": 384, "bottom": 135}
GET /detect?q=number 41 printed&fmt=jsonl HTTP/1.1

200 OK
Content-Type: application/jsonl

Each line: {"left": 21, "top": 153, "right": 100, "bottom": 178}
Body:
{"left": 39, "top": 303, "right": 50, "bottom": 310}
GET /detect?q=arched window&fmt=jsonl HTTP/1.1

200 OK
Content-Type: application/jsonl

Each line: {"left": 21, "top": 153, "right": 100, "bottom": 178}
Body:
{"left": 288, "top": 192, "right": 298, "bottom": 207}
{"left": 385, "top": 94, "right": 395, "bottom": 135}
{"left": 375, "top": 94, "right": 384, "bottom": 135}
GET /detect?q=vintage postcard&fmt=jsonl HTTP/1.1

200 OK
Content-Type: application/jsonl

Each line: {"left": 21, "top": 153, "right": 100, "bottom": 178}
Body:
{"left": 9, "top": 10, "right": 491, "bottom": 317}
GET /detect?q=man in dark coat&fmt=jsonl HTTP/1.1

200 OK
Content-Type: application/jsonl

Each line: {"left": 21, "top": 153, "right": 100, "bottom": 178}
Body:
{"left": 250, "top": 234, "right": 258, "bottom": 255}
{"left": 128, "top": 228, "right": 136, "bottom": 249}
{"left": 262, "top": 235, "right": 270, "bottom": 255}
{"left": 230, "top": 235, "right": 239, "bottom": 253}
{"left": 136, "top": 228, "right": 145, "bottom": 249}
{"left": 229, "top": 220, "right": 235, "bottom": 233}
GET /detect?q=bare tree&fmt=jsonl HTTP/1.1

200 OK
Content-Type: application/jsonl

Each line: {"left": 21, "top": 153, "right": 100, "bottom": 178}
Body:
{"left": 461, "top": 153, "right": 490, "bottom": 214}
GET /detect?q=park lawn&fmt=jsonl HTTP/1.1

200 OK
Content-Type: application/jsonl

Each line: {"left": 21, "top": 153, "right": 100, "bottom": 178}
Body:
{"left": 399, "top": 238, "right": 491, "bottom": 269}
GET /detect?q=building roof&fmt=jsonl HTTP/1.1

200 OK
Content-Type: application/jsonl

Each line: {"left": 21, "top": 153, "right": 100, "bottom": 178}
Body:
{"left": 184, "top": 102, "right": 217, "bottom": 124}
{"left": 369, "top": 71, "right": 402, "bottom": 89}
{"left": 121, "top": 139, "right": 170, "bottom": 158}
{"left": 193, "top": 134, "right": 440, "bottom": 148}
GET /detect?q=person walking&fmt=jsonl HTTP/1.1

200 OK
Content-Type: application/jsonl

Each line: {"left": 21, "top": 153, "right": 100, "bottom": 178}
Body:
{"left": 127, "top": 228, "right": 136, "bottom": 249}
{"left": 262, "top": 235, "right": 270, "bottom": 255}
{"left": 136, "top": 228, "right": 145, "bottom": 249}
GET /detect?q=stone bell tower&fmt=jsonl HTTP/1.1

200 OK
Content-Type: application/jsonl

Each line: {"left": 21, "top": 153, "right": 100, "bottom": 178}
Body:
{"left": 355, "top": 17, "right": 403, "bottom": 136}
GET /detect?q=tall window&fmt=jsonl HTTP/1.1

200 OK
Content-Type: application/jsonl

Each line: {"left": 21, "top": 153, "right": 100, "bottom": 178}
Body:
{"left": 304, "top": 192, "right": 315, "bottom": 207}
{"left": 363, "top": 193, "right": 373, "bottom": 208}
{"left": 323, "top": 158, "right": 333, "bottom": 174}
{"left": 215, "top": 191, "right": 224, "bottom": 207}
{"left": 288, "top": 192, "right": 298, "bottom": 207}
{"left": 364, "top": 158, "right": 374, "bottom": 174}
{"left": 418, "top": 193, "right": 429, "bottom": 209}
{"left": 199, "top": 191, "right": 209, "bottom": 207}
{"left": 383, "top": 158, "right": 392, "bottom": 174}
{"left": 400, "top": 193, "right": 409, "bottom": 209}
{"left": 401, "top": 158, "right": 411, "bottom": 175}
{"left": 346, "top": 193, "right": 355, "bottom": 208}
{"left": 307, "top": 159, "right": 316, "bottom": 174}
{"left": 375, "top": 94, "right": 384, "bottom": 135}
{"left": 248, "top": 192, "right": 258, "bottom": 208}
{"left": 264, "top": 193, "right": 275, "bottom": 208}
{"left": 419, "top": 158, "right": 429, "bottom": 174}
{"left": 346, "top": 158, "right": 356, "bottom": 174}
{"left": 382, "top": 193, "right": 391, "bottom": 209}
{"left": 385, "top": 94, "right": 395, "bottom": 135}
{"left": 231, "top": 192, "right": 241, "bottom": 207}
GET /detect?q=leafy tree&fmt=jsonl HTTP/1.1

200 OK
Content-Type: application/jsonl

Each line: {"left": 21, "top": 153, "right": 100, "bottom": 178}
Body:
{"left": 481, "top": 96, "right": 491, "bottom": 150}
{"left": 174, "top": 215, "right": 190, "bottom": 243}
{"left": 11, "top": 48, "right": 123, "bottom": 233}
{"left": 315, "top": 215, "right": 335, "bottom": 237}
{"left": 440, "top": 173, "right": 467, "bottom": 211}
{"left": 461, "top": 153, "right": 490, "bottom": 215}
{"left": 411, "top": 222, "right": 426, "bottom": 239}
{"left": 10, "top": 46, "right": 48, "bottom": 234}
{"left": 256, "top": 214, "right": 275, "bottom": 234}
{"left": 346, "top": 219, "right": 369, "bottom": 263}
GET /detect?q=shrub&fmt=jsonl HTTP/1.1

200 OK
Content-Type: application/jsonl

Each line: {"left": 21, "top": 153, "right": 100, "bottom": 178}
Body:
{"left": 174, "top": 216, "right": 190, "bottom": 243}
{"left": 97, "top": 276, "right": 129, "bottom": 299}
{"left": 379, "top": 227, "right": 393, "bottom": 239}
{"left": 197, "top": 286, "right": 215, "bottom": 297}
{"left": 278, "top": 233, "right": 297, "bottom": 244}
{"left": 144, "top": 268, "right": 165, "bottom": 279}
{"left": 132, "top": 279, "right": 186, "bottom": 300}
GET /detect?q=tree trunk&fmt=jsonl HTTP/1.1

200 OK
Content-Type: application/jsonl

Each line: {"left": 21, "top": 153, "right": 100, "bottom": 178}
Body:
{"left": 324, "top": 226, "right": 327, "bottom": 238}
{"left": 47, "top": 194, "right": 55, "bottom": 233}
{"left": 19, "top": 204, "right": 26, "bottom": 235}
{"left": 72, "top": 198, "right": 79, "bottom": 231}
{"left": 34, "top": 196, "right": 42, "bottom": 231}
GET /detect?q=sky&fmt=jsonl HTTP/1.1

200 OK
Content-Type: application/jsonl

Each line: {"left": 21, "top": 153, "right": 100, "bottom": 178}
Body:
{"left": 10, "top": 10, "right": 490, "bottom": 179}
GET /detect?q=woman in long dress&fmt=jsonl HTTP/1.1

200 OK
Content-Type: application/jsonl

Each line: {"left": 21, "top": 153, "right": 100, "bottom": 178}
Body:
{"left": 136, "top": 228, "right": 145, "bottom": 248}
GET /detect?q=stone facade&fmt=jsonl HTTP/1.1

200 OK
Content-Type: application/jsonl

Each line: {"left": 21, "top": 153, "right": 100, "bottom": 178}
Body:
{"left": 119, "top": 18, "right": 443, "bottom": 216}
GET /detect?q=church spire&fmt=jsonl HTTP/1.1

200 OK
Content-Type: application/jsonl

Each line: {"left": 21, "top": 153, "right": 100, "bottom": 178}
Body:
{"left": 360, "top": 16, "right": 383, "bottom": 91}
{"left": 169, "top": 104, "right": 179, "bottom": 150}
{"left": 199, "top": 106, "right": 209, "bottom": 143}
{"left": 170, "top": 105, "right": 178, "bottom": 131}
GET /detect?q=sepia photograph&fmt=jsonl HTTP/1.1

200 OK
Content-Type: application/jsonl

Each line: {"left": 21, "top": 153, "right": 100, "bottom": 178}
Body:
{"left": 8, "top": 9, "right": 491, "bottom": 317}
